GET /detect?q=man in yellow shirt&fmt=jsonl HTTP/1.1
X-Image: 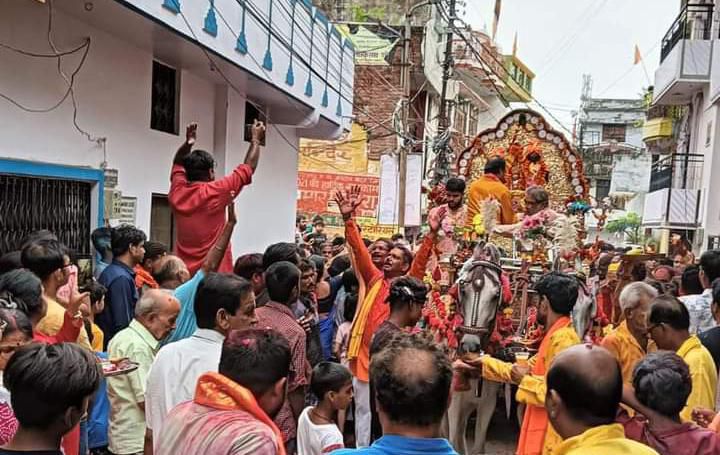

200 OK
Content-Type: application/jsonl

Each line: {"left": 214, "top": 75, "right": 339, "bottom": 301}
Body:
{"left": 545, "top": 344, "right": 658, "bottom": 455}
{"left": 22, "top": 238, "right": 92, "bottom": 349}
{"left": 457, "top": 272, "right": 581, "bottom": 455}
{"left": 648, "top": 295, "right": 718, "bottom": 422}
{"left": 465, "top": 157, "right": 515, "bottom": 227}
{"left": 601, "top": 282, "right": 658, "bottom": 384}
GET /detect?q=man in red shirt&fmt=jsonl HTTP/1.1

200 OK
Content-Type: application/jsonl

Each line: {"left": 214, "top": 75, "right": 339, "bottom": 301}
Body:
{"left": 169, "top": 120, "right": 266, "bottom": 275}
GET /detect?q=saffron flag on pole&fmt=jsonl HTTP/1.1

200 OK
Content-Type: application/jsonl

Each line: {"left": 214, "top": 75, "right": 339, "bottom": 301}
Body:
{"left": 633, "top": 44, "right": 642, "bottom": 65}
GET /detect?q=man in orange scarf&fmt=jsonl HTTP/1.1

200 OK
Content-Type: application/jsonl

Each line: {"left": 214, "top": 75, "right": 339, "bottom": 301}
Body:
{"left": 155, "top": 329, "right": 290, "bottom": 455}
{"left": 334, "top": 186, "right": 438, "bottom": 447}
{"left": 458, "top": 272, "right": 581, "bottom": 455}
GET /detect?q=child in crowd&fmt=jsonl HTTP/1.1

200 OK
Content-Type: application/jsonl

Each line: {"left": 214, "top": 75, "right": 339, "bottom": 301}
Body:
{"left": 0, "top": 309, "right": 33, "bottom": 445}
{"left": 0, "top": 343, "right": 101, "bottom": 455}
{"left": 333, "top": 293, "right": 357, "bottom": 367}
{"left": 80, "top": 280, "right": 107, "bottom": 352}
{"left": 297, "top": 362, "right": 353, "bottom": 455}
{"left": 332, "top": 293, "right": 357, "bottom": 435}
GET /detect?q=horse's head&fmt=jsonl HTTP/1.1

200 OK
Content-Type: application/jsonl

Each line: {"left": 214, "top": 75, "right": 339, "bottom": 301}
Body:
{"left": 455, "top": 243, "right": 503, "bottom": 355}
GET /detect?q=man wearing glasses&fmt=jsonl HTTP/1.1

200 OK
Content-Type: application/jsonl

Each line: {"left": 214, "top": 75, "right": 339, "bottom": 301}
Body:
{"left": 646, "top": 295, "right": 717, "bottom": 422}
{"left": 494, "top": 186, "right": 557, "bottom": 236}
{"left": 22, "top": 238, "right": 92, "bottom": 350}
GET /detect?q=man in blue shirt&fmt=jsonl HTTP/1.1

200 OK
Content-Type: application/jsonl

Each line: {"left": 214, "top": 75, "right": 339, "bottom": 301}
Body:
{"left": 97, "top": 225, "right": 146, "bottom": 347}
{"left": 158, "top": 203, "right": 237, "bottom": 344}
{"left": 334, "top": 332, "right": 458, "bottom": 455}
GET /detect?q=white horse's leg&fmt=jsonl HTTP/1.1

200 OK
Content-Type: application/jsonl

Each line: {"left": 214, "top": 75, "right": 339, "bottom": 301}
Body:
{"left": 470, "top": 379, "right": 500, "bottom": 454}
{"left": 448, "top": 388, "right": 474, "bottom": 454}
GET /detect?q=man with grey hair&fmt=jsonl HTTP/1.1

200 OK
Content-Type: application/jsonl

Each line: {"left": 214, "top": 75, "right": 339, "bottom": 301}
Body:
{"left": 601, "top": 281, "right": 658, "bottom": 384}
{"left": 107, "top": 289, "right": 181, "bottom": 455}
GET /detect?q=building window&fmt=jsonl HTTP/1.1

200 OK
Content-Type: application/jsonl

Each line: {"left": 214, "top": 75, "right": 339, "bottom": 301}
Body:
{"left": 0, "top": 174, "right": 91, "bottom": 256}
{"left": 244, "top": 101, "right": 267, "bottom": 146}
{"left": 150, "top": 194, "right": 175, "bottom": 250}
{"left": 151, "top": 61, "right": 179, "bottom": 135}
{"left": 596, "top": 179, "right": 611, "bottom": 200}
{"left": 602, "top": 124, "right": 626, "bottom": 143}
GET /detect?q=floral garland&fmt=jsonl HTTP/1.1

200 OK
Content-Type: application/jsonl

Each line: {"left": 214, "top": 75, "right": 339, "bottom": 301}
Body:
{"left": 518, "top": 209, "right": 554, "bottom": 241}
{"left": 421, "top": 289, "right": 463, "bottom": 349}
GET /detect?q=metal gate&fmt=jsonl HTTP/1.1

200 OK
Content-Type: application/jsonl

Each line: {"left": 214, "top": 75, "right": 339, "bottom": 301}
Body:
{"left": 0, "top": 174, "right": 92, "bottom": 257}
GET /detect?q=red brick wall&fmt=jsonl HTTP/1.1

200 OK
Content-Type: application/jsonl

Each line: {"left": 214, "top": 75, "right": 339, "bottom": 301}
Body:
{"left": 353, "top": 28, "right": 425, "bottom": 160}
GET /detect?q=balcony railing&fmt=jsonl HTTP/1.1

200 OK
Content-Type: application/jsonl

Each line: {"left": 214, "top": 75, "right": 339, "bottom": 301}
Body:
{"left": 660, "top": 3, "right": 713, "bottom": 63}
{"left": 649, "top": 153, "right": 704, "bottom": 192}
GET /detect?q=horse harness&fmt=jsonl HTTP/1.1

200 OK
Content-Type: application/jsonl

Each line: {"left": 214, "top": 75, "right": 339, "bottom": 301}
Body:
{"left": 456, "top": 260, "right": 503, "bottom": 336}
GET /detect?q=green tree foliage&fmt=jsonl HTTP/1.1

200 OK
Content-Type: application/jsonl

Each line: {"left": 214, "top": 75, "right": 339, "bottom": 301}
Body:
{"left": 606, "top": 212, "right": 644, "bottom": 244}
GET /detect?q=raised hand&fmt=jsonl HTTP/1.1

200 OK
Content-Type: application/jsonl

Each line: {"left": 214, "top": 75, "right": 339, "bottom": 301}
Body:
{"left": 334, "top": 185, "right": 364, "bottom": 220}
{"left": 186, "top": 123, "right": 198, "bottom": 145}
{"left": 428, "top": 206, "right": 447, "bottom": 233}
{"left": 251, "top": 119, "right": 266, "bottom": 144}
{"left": 68, "top": 290, "right": 90, "bottom": 319}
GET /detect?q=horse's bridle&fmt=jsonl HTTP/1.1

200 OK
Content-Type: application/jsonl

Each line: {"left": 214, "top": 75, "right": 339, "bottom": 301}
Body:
{"left": 456, "top": 260, "right": 503, "bottom": 336}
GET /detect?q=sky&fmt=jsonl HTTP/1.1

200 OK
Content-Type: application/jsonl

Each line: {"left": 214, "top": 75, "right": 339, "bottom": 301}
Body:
{"left": 464, "top": 0, "right": 680, "bottom": 131}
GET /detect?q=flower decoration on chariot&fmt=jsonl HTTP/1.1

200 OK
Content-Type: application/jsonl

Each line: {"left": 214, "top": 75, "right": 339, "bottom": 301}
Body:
{"left": 472, "top": 214, "right": 486, "bottom": 236}
{"left": 502, "top": 307, "right": 513, "bottom": 316}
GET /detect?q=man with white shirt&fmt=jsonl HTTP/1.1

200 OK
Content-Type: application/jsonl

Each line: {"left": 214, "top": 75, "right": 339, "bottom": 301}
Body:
{"left": 680, "top": 250, "right": 720, "bottom": 334}
{"left": 144, "top": 273, "right": 258, "bottom": 454}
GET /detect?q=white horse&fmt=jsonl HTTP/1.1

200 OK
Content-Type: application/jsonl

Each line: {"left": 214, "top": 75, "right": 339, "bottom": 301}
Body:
{"left": 446, "top": 244, "right": 504, "bottom": 454}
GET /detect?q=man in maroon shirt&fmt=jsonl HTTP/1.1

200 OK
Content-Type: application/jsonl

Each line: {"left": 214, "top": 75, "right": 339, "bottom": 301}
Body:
{"left": 256, "top": 261, "right": 309, "bottom": 454}
{"left": 169, "top": 121, "right": 265, "bottom": 275}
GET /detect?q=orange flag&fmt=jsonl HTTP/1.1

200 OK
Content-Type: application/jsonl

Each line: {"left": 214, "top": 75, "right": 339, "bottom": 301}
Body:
{"left": 633, "top": 44, "right": 642, "bottom": 65}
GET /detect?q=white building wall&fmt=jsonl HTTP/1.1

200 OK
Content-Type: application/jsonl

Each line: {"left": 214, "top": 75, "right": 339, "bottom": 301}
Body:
{"left": 0, "top": 0, "right": 301, "bottom": 254}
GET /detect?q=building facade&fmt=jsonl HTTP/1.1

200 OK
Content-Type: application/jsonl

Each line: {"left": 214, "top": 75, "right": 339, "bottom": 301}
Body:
{"left": 0, "top": 0, "right": 354, "bottom": 256}
{"left": 645, "top": 0, "right": 715, "bottom": 253}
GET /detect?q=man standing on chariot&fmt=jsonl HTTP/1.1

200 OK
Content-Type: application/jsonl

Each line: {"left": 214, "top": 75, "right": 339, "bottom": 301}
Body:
{"left": 466, "top": 157, "right": 515, "bottom": 229}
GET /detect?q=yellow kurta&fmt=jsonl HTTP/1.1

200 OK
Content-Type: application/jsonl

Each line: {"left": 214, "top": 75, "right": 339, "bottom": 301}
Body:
{"left": 677, "top": 335, "right": 718, "bottom": 422}
{"left": 466, "top": 174, "right": 515, "bottom": 226}
{"left": 36, "top": 296, "right": 92, "bottom": 350}
{"left": 481, "top": 323, "right": 580, "bottom": 454}
{"left": 554, "top": 423, "right": 658, "bottom": 455}
{"left": 600, "top": 320, "right": 654, "bottom": 384}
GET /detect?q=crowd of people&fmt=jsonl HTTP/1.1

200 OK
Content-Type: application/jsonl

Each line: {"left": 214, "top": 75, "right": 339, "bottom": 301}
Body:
{"left": 1, "top": 126, "right": 720, "bottom": 455}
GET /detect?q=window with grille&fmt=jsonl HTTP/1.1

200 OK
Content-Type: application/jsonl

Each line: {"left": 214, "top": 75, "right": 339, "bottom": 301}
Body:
{"left": 602, "top": 124, "right": 626, "bottom": 142}
{"left": 595, "top": 179, "right": 611, "bottom": 200}
{"left": 151, "top": 61, "right": 179, "bottom": 135}
{"left": 0, "top": 174, "right": 91, "bottom": 257}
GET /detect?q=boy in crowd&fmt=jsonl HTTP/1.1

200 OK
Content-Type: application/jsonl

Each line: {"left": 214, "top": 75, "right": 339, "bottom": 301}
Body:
{"left": 297, "top": 362, "right": 353, "bottom": 455}
{"left": 0, "top": 343, "right": 101, "bottom": 455}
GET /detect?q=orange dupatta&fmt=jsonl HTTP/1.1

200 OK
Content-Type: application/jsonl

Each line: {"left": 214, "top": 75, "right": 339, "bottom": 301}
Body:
{"left": 194, "top": 372, "right": 286, "bottom": 455}
{"left": 516, "top": 316, "right": 572, "bottom": 455}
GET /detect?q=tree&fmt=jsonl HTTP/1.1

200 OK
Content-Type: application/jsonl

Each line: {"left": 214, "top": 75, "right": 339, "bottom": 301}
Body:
{"left": 606, "top": 212, "right": 644, "bottom": 245}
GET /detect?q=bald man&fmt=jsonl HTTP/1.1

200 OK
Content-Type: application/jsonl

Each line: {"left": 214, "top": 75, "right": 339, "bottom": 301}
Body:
{"left": 159, "top": 204, "right": 238, "bottom": 344}
{"left": 334, "top": 332, "right": 457, "bottom": 455}
{"left": 545, "top": 344, "right": 658, "bottom": 455}
{"left": 107, "top": 289, "right": 181, "bottom": 455}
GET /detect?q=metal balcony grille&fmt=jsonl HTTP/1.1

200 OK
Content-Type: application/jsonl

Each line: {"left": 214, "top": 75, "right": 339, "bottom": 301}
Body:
{"left": 660, "top": 3, "right": 713, "bottom": 63}
{"left": 0, "top": 174, "right": 92, "bottom": 256}
{"left": 649, "top": 153, "right": 704, "bottom": 193}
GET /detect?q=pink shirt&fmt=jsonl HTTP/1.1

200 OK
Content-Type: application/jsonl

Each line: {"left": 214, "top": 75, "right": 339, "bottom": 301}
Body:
{"left": 169, "top": 163, "right": 252, "bottom": 276}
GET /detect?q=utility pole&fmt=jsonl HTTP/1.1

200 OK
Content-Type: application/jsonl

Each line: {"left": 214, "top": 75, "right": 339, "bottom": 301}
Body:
{"left": 429, "top": 0, "right": 456, "bottom": 186}
{"left": 397, "top": 0, "right": 432, "bottom": 232}
{"left": 397, "top": 0, "right": 412, "bottom": 231}
{"left": 438, "top": 0, "right": 456, "bottom": 132}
